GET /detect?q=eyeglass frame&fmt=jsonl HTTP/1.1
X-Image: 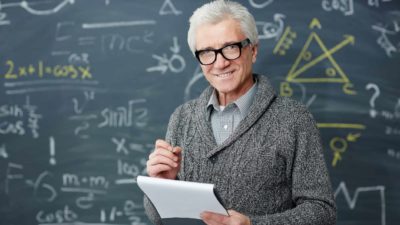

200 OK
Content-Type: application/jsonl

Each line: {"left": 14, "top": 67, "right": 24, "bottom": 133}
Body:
{"left": 194, "top": 38, "right": 251, "bottom": 65}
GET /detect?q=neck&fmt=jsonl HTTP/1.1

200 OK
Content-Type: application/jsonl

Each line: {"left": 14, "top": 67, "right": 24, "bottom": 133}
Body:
{"left": 217, "top": 78, "right": 255, "bottom": 106}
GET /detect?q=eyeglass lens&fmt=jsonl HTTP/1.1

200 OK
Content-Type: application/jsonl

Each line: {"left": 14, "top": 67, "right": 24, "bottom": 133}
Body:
{"left": 196, "top": 39, "right": 250, "bottom": 65}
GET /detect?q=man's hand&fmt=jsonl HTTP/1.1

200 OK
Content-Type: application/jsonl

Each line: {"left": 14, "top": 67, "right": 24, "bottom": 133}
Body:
{"left": 146, "top": 139, "right": 182, "bottom": 180}
{"left": 201, "top": 210, "right": 251, "bottom": 225}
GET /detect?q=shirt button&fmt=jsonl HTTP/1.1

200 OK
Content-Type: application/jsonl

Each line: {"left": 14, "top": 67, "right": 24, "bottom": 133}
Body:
{"left": 223, "top": 124, "right": 228, "bottom": 130}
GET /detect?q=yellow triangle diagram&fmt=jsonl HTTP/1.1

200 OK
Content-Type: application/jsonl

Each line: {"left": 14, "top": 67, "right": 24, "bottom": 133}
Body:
{"left": 286, "top": 32, "right": 354, "bottom": 83}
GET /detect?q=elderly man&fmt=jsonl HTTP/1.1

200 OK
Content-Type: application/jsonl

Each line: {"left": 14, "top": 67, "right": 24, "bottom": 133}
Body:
{"left": 144, "top": 1, "right": 336, "bottom": 225}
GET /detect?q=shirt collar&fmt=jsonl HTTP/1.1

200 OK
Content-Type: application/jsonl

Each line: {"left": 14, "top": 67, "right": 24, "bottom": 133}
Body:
{"left": 207, "top": 79, "right": 258, "bottom": 116}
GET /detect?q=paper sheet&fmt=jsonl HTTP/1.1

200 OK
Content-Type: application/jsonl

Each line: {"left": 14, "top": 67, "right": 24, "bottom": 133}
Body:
{"left": 137, "top": 176, "right": 228, "bottom": 219}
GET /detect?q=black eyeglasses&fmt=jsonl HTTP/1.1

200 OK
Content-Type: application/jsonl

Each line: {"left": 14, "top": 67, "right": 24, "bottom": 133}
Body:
{"left": 195, "top": 38, "right": 251, "bottom": 65}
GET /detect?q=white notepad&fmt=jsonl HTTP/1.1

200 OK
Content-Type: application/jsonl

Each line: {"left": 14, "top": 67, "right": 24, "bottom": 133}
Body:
{"left": 137, "top": 175, "right": 228, "bottom": 219}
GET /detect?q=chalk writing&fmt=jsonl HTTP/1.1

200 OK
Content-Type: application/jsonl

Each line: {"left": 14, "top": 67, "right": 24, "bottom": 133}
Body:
{"left": 385, "top": 126, "right": 400, "bottom": 136}
{"left": 159, "top": 0, "right": 182, "bottom": 16}
{"left": 334, "top": 181, "right": 386, "bottom": 225}
{"left": 60, "top": 187, "right": 104, "bottom": 209}
{"left": 61, "top": 173, "right": 109, "bottom": 209}
{"left": 280, "top": 18, "right": 356, "bottom": 97}
{"left": 70, "top": 91, "right": 96, "bottom": 139}
{"left": 372, "top": 21, "right": 400, "bottom": 57}
{"left": 0, "top": 118, "right": 24, "bottom": 136}
{"left": 0, "top": 2, "right": 399, "bottom": 225}
{"left": 1, "top": 60, "right": 92, "bottom": 81}
{"left": 36, "top": 205, "right": 78, "bottom": 224}
{"left": 322, "top": 0, "right": 354, "bottom": 16}
{"left": 101, "top": 32, "right": 154, "bottom": 54}
{"left": 249, "top": 0, "right": 274, "bottom": 9}
{"left": 49, "top": 136, "right": 56, "bottom": 165}
{"left": 0, "top": 0, "right": 74, "bottom": 17}
{"left": 112, "top": 137, "right": 152, "bottom": 155}
{"left": 184, "top": 66, "right": 205, "bottom": 102}
{"left": 273, "top": 26, "right": 297, "bottom": 55}
{"left": 69, "top": 53, "right": 90, "bottom": 65}
{"left": 113, "top": 136, "right": 150, "bottom": 184}
{"left": 257, "top": 13, "right": 286, "bottom": 40}
{"left": 147, "top": 37, "right": 185, "bottom": 74}
{"left": 54, "top": 19, "right": 156, "bottom": 56}
{"left": 0, "top": 96, "right": 42, "bottom": 138}
{"left": 73, "top": 91, "right": 95, "bottom": 114}
{"left": 368, "top": 0, "right": 392, "bottom": 7}
{"left": 117, "top": 159, "right": 142, "bottom": 178}
{"left": 0, "top": 144, "right": 7, "bottom": 158}
{"left": 100, "top": 200, "right": 146, "bottom": 225}
{"left": 387, "top": 148, "right": 400, "bottom": 159}
{"left": 4, "top": 162, "right": 24, "bottom": 194}
{"left": 366, "top": 83, "right": 380, "bottom": 118}
{"left": 62, "top": 173, "right": 109, "bottom": 189}
{"left": 98, "top": 99, "right": 148, "bottom": 128}
{"left": 0, "top": 11, "right": 10, "bottom": 26}
{"left": 26, "top": 170, "right": 57, "bottom": 202}
{"left": 318, "top": 123, "right": 365, "bottom": 167}
{"left": 366, "top": 84, "right": 400, "bottom": 120}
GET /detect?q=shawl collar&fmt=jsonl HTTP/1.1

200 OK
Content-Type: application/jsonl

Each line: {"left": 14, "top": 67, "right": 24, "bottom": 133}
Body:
{"left": 193, "top": 74, "right": 277, "bottom": 158}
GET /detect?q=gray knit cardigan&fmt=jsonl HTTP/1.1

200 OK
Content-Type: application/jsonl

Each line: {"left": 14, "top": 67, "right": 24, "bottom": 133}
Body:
{"left": 144, "top": 74, "right": 336, "bottom": 225}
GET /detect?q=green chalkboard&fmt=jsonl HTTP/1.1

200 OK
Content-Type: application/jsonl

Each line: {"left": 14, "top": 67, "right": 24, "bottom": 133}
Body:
{"left": 1, "top": 1, "right": 399, "bottom": 225}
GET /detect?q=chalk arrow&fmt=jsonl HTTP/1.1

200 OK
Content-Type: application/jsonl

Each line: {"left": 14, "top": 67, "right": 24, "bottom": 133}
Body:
{"left": 146, "top": 54, "right": 169, "bottom": 74}
{"left": 170, "top": 37, "right": 180, "bottom": 53}
{"left": 347, "top": 133, "right": 361, "bottom": 142}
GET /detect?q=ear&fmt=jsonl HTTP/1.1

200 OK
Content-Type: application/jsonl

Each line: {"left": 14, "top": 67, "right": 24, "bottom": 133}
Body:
{"left": 251, "top": 43, "right": 258, "bottom": 63}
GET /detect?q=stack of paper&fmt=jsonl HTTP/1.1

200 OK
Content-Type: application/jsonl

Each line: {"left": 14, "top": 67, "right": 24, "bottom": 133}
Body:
{"left": 137, "top": 176, "right": 228, "bottom": 225}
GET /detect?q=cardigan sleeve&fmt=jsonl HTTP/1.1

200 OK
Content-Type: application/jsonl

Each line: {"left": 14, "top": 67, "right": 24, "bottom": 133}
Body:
{"left": 249, "top": 109, "right": 336, "bottom": 225}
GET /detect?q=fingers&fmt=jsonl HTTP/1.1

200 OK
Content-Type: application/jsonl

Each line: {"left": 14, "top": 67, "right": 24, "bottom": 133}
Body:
{"left": 146, "top": 139, "right": 182, "bottom": 178}
{"left": 201, "top": 211, "right": 229, "bottom": 225}
{"left": 146, "top": 162, "right": 175, "bottom": 177}
{"left": 200, "top": 210, "right": 251, "bottom": 225}
{"left": 148, "top": 151, "right": 179, "bottom": 167}
{"left": 155, "top": 139, "right": 174, "bottom": 152}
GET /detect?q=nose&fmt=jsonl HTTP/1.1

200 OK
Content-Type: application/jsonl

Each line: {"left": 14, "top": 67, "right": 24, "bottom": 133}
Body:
{"left": 213, "top": 52, "right": 230, "bottom": 68}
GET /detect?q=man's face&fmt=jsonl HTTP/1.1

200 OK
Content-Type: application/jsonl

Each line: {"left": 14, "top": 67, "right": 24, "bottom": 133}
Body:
{"left": 195, "top": 18, "right": 258, "bottom": 103}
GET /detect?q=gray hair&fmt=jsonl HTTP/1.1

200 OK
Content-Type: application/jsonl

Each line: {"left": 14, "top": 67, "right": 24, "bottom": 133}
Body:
{"left": 187, "top": 0, "right": 259, "bottom": 55}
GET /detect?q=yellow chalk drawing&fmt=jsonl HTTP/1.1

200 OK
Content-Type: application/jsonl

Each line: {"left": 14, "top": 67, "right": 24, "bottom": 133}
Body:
{"left": 330, "top": 137, "right": 347, "bottom": 167}
{"left": 318, "top": 123, "right": 365, "bottom": 167}
{"left": 286, "top": 33, "right": 354, "bottom": 83}
{"left": 273, "top": 26, "right": 297, "bottom": 56}
{"left": 280, "top": 18, "right": 356, "bottom": 96}
{"left": 317, "top": 123, "right": 366, "bottom": 129}
{"left": 2, "top": 60, "right": 92, "bottom": 80}
{"left": 309, "top": 18, "right": 322, "bottom": 29}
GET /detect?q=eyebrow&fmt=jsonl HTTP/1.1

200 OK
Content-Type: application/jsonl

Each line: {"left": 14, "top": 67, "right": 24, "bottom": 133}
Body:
{"left": 197, "top": 40, "right": 240, "bottom": 51}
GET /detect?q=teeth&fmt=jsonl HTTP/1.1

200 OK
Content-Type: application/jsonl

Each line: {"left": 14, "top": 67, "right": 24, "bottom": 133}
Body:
{"left": 216, "top": 72, "right": 232, "bottom": 77}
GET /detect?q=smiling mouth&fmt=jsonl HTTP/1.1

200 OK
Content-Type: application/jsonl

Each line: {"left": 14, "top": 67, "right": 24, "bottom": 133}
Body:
{"left": 216, "top": 71, "right": 233, "bottom": 78}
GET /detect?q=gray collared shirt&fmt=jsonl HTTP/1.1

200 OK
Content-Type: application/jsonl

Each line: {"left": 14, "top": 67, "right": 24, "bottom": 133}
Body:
{"left": 207, "top": 80, "right": 258, "bottom": 145}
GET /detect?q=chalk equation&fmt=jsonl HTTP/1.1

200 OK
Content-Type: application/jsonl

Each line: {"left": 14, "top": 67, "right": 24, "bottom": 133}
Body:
{"left": 322, "top": 0, "right": 393, "bottom": 16}
{"left": 1, "top": 133, "right": 152, "bottom": 224}
{"left": 53, "top": 19, "right": 156, "bottom": 57}
{"left": 1, "top": 60, "right": 92, "bottom": 80}
{"left": 0, "top": 96, "right": 41, "bottom": 138}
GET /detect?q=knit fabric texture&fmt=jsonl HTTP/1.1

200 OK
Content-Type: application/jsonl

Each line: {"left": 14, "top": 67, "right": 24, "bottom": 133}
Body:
{"left": 144, "top": 74, "right": 336, "bottom": 225}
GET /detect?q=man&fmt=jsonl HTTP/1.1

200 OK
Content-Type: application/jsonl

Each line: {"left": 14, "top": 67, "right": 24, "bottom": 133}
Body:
{"left": 144, "top": 1, "right": 336, "bottom": 225}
